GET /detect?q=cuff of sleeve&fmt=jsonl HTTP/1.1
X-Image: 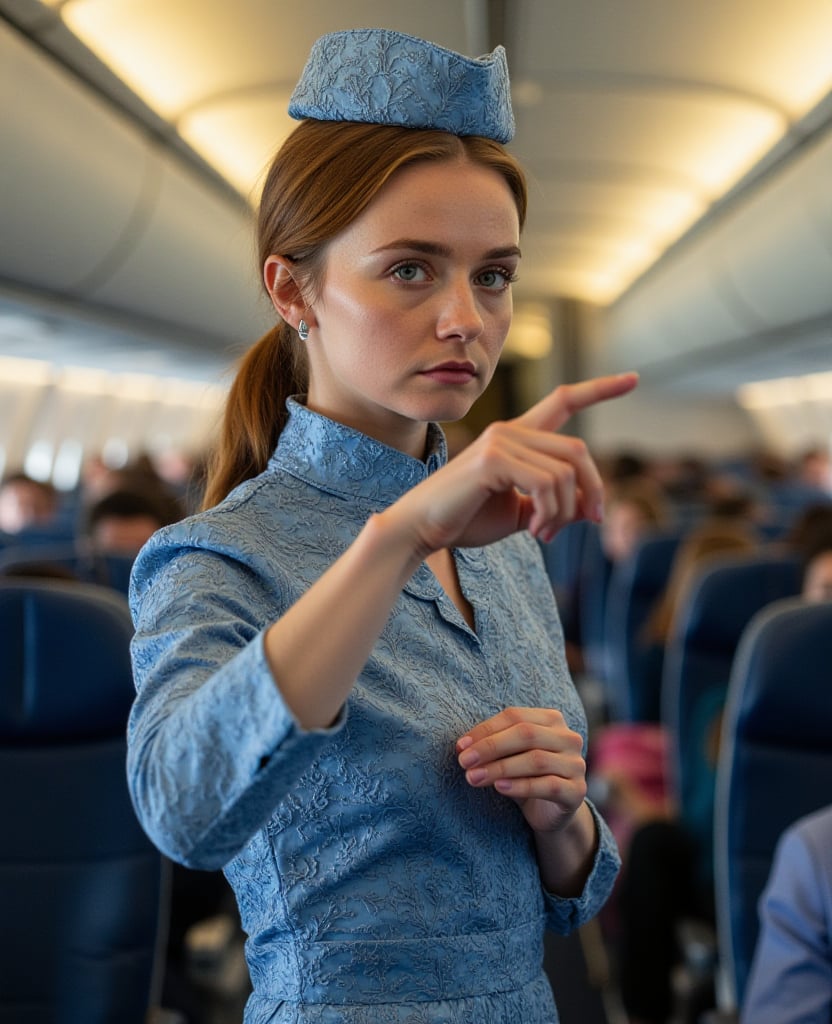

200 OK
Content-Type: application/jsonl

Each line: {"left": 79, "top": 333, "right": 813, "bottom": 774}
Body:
{"left": 542, "top": 799, "right": 621, "bottom": 935}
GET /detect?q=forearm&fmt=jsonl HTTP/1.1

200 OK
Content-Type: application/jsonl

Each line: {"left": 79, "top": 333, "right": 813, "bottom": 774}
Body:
{"left": 264, "top": 508, "right": 424, "bottom": 729}
{"left": 533, "top": 800, "right": 598, "bottom": 897}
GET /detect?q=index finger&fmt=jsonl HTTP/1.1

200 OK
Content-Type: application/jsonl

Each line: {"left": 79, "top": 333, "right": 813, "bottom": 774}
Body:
{"left": 518, "top": 371, "right": 639, "bottom": 433}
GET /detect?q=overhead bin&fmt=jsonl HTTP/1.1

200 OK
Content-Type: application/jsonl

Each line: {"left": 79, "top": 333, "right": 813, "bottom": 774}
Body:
{"left": 1, "top": 21, "right": 271, "bottom": 349}
{"left": 603, "top": 120, "right": 832, "bottom": 376}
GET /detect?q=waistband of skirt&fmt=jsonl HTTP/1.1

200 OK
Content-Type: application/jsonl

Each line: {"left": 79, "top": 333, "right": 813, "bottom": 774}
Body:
{"left": 248, "top": 917, "right": 545, "bottom": 1004}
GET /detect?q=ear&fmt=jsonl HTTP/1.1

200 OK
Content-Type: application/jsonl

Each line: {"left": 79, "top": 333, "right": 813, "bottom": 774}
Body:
{"left": 263, "top": 255, "right": 314, "bottom": 328}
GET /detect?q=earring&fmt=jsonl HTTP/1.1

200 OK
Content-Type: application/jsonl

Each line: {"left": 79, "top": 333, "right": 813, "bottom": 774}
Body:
{"left": 297, "top": 319, "right": 309, "bottom": 342}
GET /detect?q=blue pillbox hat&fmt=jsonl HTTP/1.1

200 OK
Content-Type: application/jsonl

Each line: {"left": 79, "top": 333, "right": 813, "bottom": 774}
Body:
{"left": 288, "top": 28, "right": 515, "bottom": 143}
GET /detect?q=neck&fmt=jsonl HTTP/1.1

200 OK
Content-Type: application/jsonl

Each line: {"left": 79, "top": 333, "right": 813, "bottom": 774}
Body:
{"left": 303, "top": 400, "right": 429, "bottom": 460}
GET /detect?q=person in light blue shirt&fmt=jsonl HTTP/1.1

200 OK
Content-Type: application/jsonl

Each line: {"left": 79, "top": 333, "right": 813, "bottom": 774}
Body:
{"left": 741, "top": 804, "right": 832, "bottom": 1024}
{"left": 127, "top": 28, "right": 636, "bottom": 1024}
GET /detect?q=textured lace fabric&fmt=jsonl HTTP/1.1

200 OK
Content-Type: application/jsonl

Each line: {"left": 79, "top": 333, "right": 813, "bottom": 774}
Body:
{"left": 127, "top": 399, "right": 620, "bottom": 1023}
{"left": 288, "top": 28, "right": 515, "bottom": 142}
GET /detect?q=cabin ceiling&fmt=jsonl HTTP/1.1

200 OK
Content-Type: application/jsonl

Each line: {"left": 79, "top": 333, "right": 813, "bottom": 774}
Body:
{"left": 1, "top": 0, "right": 832, "bottom": 394}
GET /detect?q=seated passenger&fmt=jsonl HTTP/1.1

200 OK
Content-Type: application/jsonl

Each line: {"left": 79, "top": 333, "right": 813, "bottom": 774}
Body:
{"left": 85, "top": 489, "right": 176, "bottom": 556}
{"left": 601, "top": 480, "right": 671, "bottom": 566}
{"left": 0, "top": 471, "right": 58, "bottom": 535}
{"left": 741, "top": 804, "right": 832, "bottom": 1024}
{"left": 801, "top": 540, "right": 832, "bottom": 603}
{"left": 641, "top": 518, "right": 758, "bottom": 650}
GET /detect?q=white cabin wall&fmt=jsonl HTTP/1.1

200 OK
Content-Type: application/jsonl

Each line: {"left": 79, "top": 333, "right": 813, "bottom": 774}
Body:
{"left": 581, "top": 389, "right": 759, "bottom": 460}
{"left": 582, "top": 301, "right": 760, "bottom": 458}
{"left": 510, "top": 300, "right": 762, "bottom": 461}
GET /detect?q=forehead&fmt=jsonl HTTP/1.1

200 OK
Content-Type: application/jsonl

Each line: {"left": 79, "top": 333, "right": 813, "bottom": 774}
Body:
{"left": 345, "top": 157, "right": 520, "bottom": 246}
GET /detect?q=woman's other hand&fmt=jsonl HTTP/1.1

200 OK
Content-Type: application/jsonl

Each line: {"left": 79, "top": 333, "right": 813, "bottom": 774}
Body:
{"left": 456, "top": 706, "right": 588, "bottom": 834}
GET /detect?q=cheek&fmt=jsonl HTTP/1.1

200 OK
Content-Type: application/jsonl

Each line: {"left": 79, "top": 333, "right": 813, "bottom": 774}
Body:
{"left": 318, "top": 283, "right": 403, "bottom": 351}
{"left": 487, "top": 304, "right": 513, "bottom": 349}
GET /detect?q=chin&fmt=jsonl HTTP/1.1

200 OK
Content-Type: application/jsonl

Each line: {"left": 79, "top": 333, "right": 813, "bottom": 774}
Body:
{"left": 413, "top": 390, "right": 483, "bottom": 425}
{"left": 418, "top": 401, "right": 477, "bottom": 426}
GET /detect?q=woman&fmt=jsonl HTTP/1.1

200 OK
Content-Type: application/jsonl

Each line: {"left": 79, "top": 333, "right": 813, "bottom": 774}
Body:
{"left": 127, "top": 28, "right": 635, "bottom": 1023}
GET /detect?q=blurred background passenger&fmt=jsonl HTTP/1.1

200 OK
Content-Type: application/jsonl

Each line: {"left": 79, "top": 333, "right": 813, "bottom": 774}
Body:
{"left": 79, "top": 452, "right": 185, "bottom": 524}
{"left": 766, "top": 446, "right": 832, "bottom": 529}
{"left": 796, "top": 445, "right": 832, "bottom": 494}
{"left": 85, "top": 489, "right": 176, "bottom": 556}
{"left": 741, "top": 803, "right": 832, "bottom": 1024}
{"left": 601, "top": 480, "right": 671, "bottom": 566}
{"left": 560, "top": 476, "right": 671, "bottom": 687}
{"left": 801, "top": 538, "right": 832, "bottom": 604}
{"left": 641, "top": 519, "right": 758, "bottom": 650}
{"left": 787, "top": 502, "right": 832, "bottom": 558}
{"left": 0, "top": 471, "right": 59, "bottom": 535}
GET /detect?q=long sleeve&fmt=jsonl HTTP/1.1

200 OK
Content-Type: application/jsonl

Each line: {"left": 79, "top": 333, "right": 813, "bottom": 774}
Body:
{"left": 741, "top": 809, "right": 832, "bottom": 1024}
{"left": 127, "top": 541, "right": 346, "bottom": 869}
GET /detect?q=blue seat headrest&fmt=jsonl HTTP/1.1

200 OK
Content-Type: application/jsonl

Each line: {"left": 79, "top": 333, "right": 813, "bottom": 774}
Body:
{"left": 0, "top": 579, "right": 135, "bottom": 742}
{"left": 731, "top": 597, "right": 832, "bottom": 746}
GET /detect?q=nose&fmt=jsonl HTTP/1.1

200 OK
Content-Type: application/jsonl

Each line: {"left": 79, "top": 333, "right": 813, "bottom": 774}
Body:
{"left": 436, "top": 276, "right": 484, "bottom": 342}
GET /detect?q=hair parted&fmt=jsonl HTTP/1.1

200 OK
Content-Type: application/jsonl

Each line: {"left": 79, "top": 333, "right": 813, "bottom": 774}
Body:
{"left": 202, "top": 120, "right": 527, "bottom": 509}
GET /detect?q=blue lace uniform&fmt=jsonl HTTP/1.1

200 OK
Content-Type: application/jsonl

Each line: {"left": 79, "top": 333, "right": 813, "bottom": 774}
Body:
{"left": 127, "top": 398, "right": 620, "bottom": 1023}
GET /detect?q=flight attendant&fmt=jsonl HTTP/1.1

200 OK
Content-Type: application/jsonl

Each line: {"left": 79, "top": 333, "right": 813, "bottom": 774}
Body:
{"left": 127, "top": 28, "right": 635, "bottom": 1022}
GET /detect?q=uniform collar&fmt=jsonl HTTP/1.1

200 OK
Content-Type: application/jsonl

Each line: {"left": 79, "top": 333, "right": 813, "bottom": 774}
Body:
{"left": 272, "top": 398, "right": 448, "bottom": 508}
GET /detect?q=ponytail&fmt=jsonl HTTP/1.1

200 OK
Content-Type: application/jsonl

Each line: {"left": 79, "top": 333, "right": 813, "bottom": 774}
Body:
{"left": 201, "top": 324, "right": 307, "bottom": 509}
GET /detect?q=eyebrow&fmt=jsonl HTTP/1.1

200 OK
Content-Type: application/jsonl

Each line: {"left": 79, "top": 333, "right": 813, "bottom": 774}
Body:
{"left": 373, "top": 239, "right": 522, "bottom": 260}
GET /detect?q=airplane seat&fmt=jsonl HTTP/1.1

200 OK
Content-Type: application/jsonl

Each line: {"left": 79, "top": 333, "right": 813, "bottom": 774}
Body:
{"left": 575, "top": 523, "right": 613, "bottom": 688}
{"left": 652, "top": 557, "right": 802, "bottom": 1024}
{"left": 662, "top": 553, "right": 803, "bottom": 851}
{"left": 539, "top": 519, "right": 592, "bottom": 598}
{"left": 0, "top": 541, "right": 136, "bottom": 595}
{"left": 0, "top": 578, "right": 168, "bottom": 1023}
{"left": 713, "top": 597, "right": 832, "bottom": 1014}
{"left": 0, "top": 521, "right": 77, "bottom": 552}
{"left": 0, "top": 541, "right": 80, "bottom": 580}
{"left": 539, "top": 519, "right": 595, "bottom": 666}
{"left": 603, "top": 532, "right": 681, "bottom": 722}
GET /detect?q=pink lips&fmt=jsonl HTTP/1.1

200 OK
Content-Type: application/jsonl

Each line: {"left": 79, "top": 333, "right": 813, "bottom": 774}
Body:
{"left": 419, "top": 361, "right": 477, "bottom": 384}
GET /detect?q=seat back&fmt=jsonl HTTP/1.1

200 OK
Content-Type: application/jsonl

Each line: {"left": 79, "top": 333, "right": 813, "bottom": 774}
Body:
{"left": 539, "top": 519, "right": 595, "bottom": 650}
{"left": 662, "top": 554, "right": 802, "bottom": 826}
{"left": 0, "top": 578, "right": 166, "bottom": 1023}
{"left": 713, "top": 598, "right": 832, "bottom": 1010}
{"left": 603, "top": 532, "right": 681, "bottom": 722}
{"left": 0, "top": 541, "right": 136, "bottom": 595}
{"left": 575, "top": 523, "right": 613, "bottom": 685}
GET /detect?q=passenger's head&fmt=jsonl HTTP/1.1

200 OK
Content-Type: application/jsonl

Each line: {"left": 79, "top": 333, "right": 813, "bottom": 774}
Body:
{"left": 786, "top": 502, "right": 832, "bottom": 559}
{"left": 603, "top": 450, "right": 650, "bottom": 485}
{"left": 796, "top": 446, "right": 832, "bottom": 491}
{"left": 601, "top": 482, "right": 670, "bottom": 563}
{"left": 801, "top": 541, "right": 832, "bottom": 603}
{"left": 644, "top": 520, "right": 758, "bottom": 644}
{"left": 202, "top": 31, "right": 526, "bottom": 509}
{"left": 85, "top": 489, "right": 173, "bottom": 555}
{"left": 0, "top": 472, "right": 58, "bottom": 534}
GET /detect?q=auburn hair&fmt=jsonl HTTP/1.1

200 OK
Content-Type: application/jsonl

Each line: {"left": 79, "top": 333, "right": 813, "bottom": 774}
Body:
{"left": 202, "top": 120, "right": 527, "bottom": 509}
